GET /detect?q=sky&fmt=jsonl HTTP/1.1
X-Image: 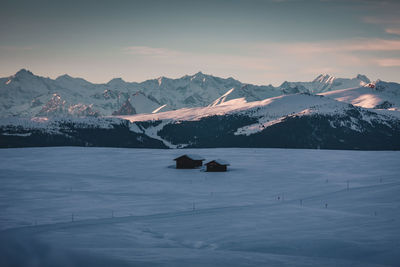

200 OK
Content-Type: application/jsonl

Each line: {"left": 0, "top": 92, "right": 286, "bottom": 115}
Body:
{"left": 0, "top": 0, "right": 399, "bottom": 86}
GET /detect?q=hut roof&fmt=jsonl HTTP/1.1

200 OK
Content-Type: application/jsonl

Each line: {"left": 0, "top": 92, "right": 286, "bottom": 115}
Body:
{"left": 174, "top": 154, "right": 205, "bottom": 161}
{"left": 206, "top": 159, "right": 230, "bottom": 166}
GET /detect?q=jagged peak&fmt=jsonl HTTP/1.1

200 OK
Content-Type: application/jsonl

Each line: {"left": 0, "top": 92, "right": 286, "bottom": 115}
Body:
{"left": 314, "top": 73, "right": 330, "bottom": 78}
{"left": 190, "top": 71, "right": 209, "bottom": 82}
{"left": 279, "top": 81, "right": 290, "bottom": 87}
{"left": 15, "top": 68, "right": 34, "bottom": 77}
{"left": 313, "top": 73, "right": 336, "bottom": 83}
{"left": 194, "top": 71, "right": 204, "bottom": 76}
{"left": 355, "top": 74, "right": 370, "bottom": 83}
{"left": 190, "top": 71, "right": 210, "bottom": 78}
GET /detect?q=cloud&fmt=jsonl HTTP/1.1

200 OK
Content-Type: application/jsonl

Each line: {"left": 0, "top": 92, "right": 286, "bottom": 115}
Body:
{"left": 339, "top": 39, "right": 400, "bottom": 51}
{"left": 385, "top": 28, "right": 400, "bottom": 35}
{"left": 362, "top": 14, "right": 400, "bottom": 36}
{"left": 123, "top": 46, "right": 180, "bottom": 58}
{"left": 246, "top": 38, "right": 400, "bottom": 71}
{"left": 121, "top": 40, "right": 400, "bottom": 85}
{"left": 274, "top": 39, "right": 400, "bottom": 54}
{"left": 376, "top": 58, "right": 400, "bottom": 67}
{"left": 240, "top": 38, "right": 400, "bottom": 76}
{"left": 123, "top": 46, "right": 275, "bottom": 72}
{"left": 125, "top": 39, "right": 400, "bottom": 68}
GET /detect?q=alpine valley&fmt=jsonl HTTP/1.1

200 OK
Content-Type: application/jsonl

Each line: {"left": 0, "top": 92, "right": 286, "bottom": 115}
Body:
{"left": 1, "top": 69, "right": 399, "bottom": 150}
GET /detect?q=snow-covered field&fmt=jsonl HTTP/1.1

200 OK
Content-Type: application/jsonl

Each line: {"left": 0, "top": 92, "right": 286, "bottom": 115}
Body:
{"left": 0, "top": 147, "right": 399, "bottom": 266}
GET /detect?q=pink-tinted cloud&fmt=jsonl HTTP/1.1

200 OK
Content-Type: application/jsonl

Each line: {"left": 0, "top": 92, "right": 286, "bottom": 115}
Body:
{"left": 121, "top": 39, "right": 400, "bottom": 85}
{"left": 376, "top": 58, "right": 400, "bottom": 67}
{"left": 339, "top": 39, "right": 400, "bottom": 51}
{"left": 123, "top": 46, "right": 180, "bottom": 57}
{"left": 246, "top": 38, "right": 400, "bottom": 71}
{"left": 385, "top": 28, "right": 400, "bottom": 35}
{"left": 363, "top": 15, "right": 400, "bottom": 36}
{"left": 276, "top": 39, "right": 400, "bottom": 54}
{"left": 123, "top": 46, "right": 275, "bottom": 72}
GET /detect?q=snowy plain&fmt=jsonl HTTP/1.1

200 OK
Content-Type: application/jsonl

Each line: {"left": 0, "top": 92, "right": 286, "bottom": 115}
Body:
{"left": 0, "top": 147, "right": 399, "bottom": 266}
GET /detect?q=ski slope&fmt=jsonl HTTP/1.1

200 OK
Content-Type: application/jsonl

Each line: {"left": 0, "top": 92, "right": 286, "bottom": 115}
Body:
{"left": 0, "top": 147, "right": 399, "bottom": 266}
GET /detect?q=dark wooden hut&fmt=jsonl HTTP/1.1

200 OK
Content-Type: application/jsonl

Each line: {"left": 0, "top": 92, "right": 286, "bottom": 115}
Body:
{"left": 205, "top": 159, "right": 230, "bottom": 172}
{"left": 174, "top": 154, "right": 205, "bottom": 169}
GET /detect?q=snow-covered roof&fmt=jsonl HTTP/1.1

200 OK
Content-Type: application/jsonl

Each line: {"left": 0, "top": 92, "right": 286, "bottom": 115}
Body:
{"left": 174, "top": 154, "right": 205, "bottom": 161}
{"left": 206, "top": 159, "right": 230, "bottom": 166}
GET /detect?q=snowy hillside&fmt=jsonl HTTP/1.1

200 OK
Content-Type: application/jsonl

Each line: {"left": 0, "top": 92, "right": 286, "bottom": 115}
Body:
{"left": 119, "top": 93, "right": 400, "bottom": 144}
{"left": 120, "top": 93, "right": 357, "bottom": 123}
{"left": 3, "top": 69, "right": 398, "bottom": 118}
{"left": 2, "top": 93, "right": 399, "bottom": 150}
{"left": 1, "top": 147, "right": 399, "bottom": 266}
{"left": 280, "top": 74, "right": 370, "bottom": 94}
{"left": 321, "top": 80, "right": 400, "bottom": 110}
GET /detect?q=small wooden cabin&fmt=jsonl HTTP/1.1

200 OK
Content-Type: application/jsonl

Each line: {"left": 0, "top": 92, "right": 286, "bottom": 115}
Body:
{"left": 205, "top": 159, "right": 230, "bottom": 172}
{"left": 174, "top": 154, "right": 205, "bottom": 169}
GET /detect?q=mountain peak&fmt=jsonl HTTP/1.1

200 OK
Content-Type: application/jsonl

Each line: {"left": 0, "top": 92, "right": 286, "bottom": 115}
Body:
{"left": 191, "top": 71, "right": 207, "bottom": 78}
{"left": 190, "top": 71, "right": 208, "bottom": 82}
{"left": 56, "top": 74, "right": 73, "bottom": 80}
{"left": 313, "top": 74, "right": 335, "bottom": 84}
{"left": 107, "top": 77, "right": 126, "bottom": 85}
{"left": 15, "top": 69, "right": 34, "bottom": 78}
{"left": 355, "top": 74, "right": 370, "bottom": 83}
{"left": 316, "top": 73, "right": 331, "bottom": 78}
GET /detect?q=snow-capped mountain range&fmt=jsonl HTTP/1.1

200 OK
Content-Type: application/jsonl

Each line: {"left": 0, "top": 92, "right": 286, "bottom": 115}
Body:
{"left": 2, "top": 69, "right": 398, "bottom": 118}
{"left": 1, "top": 92, "right": 399, "bottom": 150}
{"left": 116, "top": 92, "right": 400, "bottom": 148}
{"left": 1, "top": 69, "right": 400, "bottom": 150}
